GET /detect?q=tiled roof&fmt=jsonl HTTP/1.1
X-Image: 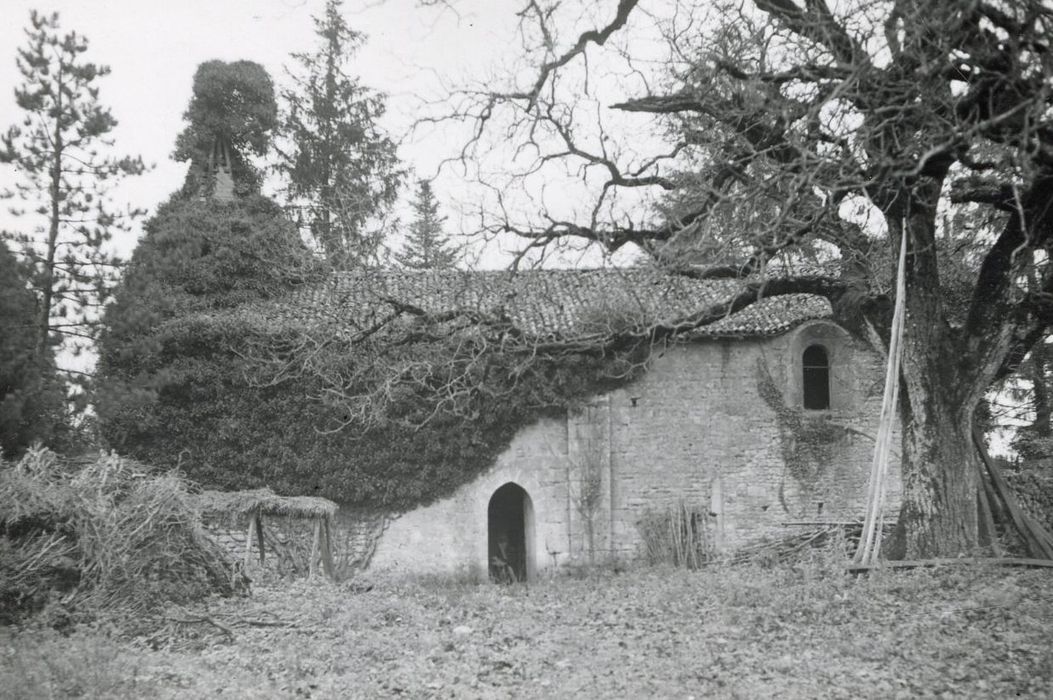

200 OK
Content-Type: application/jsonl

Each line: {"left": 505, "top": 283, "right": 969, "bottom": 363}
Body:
{"left": 690, "top": 293, "right": 831, "bottom": 337}
{"left": 245, "top": 267, "right": 832, "bottom": 340}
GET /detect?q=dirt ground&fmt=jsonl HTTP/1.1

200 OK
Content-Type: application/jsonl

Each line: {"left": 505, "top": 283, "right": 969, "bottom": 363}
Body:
{"left": 3, "top": 560, "right": 1052, "bottom": 698}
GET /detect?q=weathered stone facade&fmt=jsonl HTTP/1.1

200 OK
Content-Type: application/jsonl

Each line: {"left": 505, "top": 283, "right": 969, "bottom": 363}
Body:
{"left": 369, "top": 319, "right": 902, "bottom": 579}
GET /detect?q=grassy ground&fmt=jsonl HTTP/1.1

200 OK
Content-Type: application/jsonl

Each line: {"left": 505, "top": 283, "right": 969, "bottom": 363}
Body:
{"left": 2, "top": 558, "right": 1052, "bottom": 699}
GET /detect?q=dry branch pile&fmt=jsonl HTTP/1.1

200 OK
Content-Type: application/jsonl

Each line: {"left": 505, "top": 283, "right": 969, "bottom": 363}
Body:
{"left": 1005, "top": 471, "right": 1053, "bottom": 537}
{"left": 0, "top": 448, "right": 246, "bottom": 625}
{"left": 717, "top": 522, "right": 896, "bottom": 567}
{"left": 636, "top": 502, "right": 714, "bottom": 568}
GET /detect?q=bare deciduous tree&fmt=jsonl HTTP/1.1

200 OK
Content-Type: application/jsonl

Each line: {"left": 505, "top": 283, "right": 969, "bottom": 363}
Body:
{"left": 426, "top": 0, "right": 1053, "bottom": 558}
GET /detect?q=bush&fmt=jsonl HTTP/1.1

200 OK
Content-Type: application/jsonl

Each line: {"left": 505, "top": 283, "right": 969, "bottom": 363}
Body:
{"left": 636, "top": 501, "right": 713, "bottom": 569}
{"left": 0, "top": 447, "right": 246, "bottom": 625}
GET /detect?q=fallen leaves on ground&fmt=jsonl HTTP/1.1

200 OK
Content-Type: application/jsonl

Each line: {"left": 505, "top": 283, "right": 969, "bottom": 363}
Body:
{"left": 3, "top": 560, "right": 1052, "bottom": 698}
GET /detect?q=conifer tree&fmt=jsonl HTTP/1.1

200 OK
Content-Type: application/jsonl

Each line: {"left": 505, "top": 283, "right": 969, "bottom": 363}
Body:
{"left": 0, "top": 241, "right": 64, "bottom": 456}
{"left": 97, "top": 60, "right": 313, "bottom": 474}
{"left": 396, "top": 179, "right": 459, "bottom": 270}
{"left": 0, "top": 11, "right": 144, "bottom": 368}
{"left": 277, "top": 0, "right": 402, "bottom": 268}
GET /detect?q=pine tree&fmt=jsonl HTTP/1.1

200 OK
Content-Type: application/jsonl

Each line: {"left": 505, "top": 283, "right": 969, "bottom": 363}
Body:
{"left": 0, "top": 11, "right": 144, "bottom": 369}
{"left": 276, "top": 0, "right": 403, "bottom": 268}
{"left": 396, "top": 179, "right": 459, "bottom": 270}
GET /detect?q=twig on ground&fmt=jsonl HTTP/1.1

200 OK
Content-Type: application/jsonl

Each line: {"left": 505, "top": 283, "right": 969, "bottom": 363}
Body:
{"left": 166, "top": 615, "right": 236, "bottom": 641}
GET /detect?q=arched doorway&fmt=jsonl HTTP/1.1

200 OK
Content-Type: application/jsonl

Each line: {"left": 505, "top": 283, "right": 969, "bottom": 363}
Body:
{"left": 487, "top": 483, "right": 534, "bottom": 583}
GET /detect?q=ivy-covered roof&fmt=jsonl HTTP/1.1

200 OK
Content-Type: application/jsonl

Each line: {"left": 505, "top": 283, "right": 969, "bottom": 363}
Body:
{"left": 248, "top": 267, "right": 831, "bottom": 339}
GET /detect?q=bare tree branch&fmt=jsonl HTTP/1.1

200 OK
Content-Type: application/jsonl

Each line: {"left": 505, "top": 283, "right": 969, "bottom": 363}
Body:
{"left": 504, "top": 0, "right": 642, "bottom": 110}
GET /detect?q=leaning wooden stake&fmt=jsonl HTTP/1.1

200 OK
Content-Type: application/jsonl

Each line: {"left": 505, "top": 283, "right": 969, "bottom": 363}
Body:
{"left": 854, "top": 232, "right": 908, "bottom": 565}
{"left": 321, "top": 518, "right": 336, "bottom": 580}
{"left": 975, "top": 464, "right": 1003, "bottom": 558}
{"left": 243, "top": 509, "right": 267, "bottom": 568}
{"left": 255, "top": 513, "right": 266, "bottom": 565}
{"left": 309, "top": 518, "right": 322, "bottom": 577}
{"left": 244, "top": 508, "right": 257, "bottom": 569}
{"left": 973, "top": 428, "right": 1053, "bottom": 561}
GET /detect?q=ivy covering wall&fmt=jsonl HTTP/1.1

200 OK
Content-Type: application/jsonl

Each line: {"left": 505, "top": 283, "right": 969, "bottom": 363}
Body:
{"left": 101, "top": 310, "right": 646, "bottom": 509}
{"left": 97, "top": 195, "right": 648, "bottom": 509}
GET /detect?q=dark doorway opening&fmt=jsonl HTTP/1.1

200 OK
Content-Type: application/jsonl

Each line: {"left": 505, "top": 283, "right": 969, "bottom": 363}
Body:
{"left": 488, "top": 483, "right": 532, "bottom": 583}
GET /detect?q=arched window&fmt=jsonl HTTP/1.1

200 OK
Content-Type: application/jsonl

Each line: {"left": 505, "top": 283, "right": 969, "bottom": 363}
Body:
{"left": 802, "top": 345, "right": 830, "bottom": 410}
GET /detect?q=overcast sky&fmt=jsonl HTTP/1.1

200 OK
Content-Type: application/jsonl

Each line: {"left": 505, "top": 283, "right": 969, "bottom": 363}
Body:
{"left": 0, "top": 0, "right": 528, "bottom": 261}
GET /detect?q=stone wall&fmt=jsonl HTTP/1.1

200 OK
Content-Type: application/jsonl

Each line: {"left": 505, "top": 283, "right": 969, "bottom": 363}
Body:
{"left": 369, "top": 321, "right": 903, "bottom": 578}
{"left": 370, "top": 418, "right": 574, "bottom": 581}
{"left": 593, "top": 321, "right": 901, "bottom": 558}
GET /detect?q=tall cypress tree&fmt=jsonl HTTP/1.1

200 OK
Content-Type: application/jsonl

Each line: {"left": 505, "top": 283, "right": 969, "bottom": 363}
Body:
{"left": 97, "top": 60, "right": 314, "bottom": 474}
{"left": 276, "top": 0, "right": 403, "bottom": 268}
{"left": 0, "top": 11, "right": 144, "bottom": 368}
{"left": 395, "top": 179, "right": 459, "bottom": 270}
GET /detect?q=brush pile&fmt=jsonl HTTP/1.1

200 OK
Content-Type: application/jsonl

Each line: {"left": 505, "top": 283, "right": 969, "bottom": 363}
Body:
{"left": 637, "top": 502, "right": 713, "bottom": 569}
{"left": 719, "top": 521, "right": 899, "bottom": 567}
{"left": 0, "top": 447, "right": 246, "bottom": 626}
{"left": 1006, "top": 471, "right": 1053, "bottom": 536}
{"left": 723, "top": 525, "right": 853, "bottom": 566}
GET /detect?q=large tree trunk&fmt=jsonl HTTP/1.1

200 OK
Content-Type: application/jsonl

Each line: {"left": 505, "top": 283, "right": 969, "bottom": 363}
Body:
{"left": 883, "top": 183, "right": 981, "bottom": 558}
{"left": 891, "top": 374, "right": 980, "bottom": 558}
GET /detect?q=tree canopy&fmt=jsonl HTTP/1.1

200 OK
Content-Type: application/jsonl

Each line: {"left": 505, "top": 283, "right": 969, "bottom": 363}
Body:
{"left": 174, "top": 60, "right": 278, "bottom": 198}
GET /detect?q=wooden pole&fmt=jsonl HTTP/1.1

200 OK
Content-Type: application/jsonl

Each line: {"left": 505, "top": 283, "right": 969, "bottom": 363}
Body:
{"left": 244, "top": 508, "right": 257, "bottom": 569}
{"left": 975, "top": 458, "right": 1003, "bottom": 557}
{"left": 309, "top": 518, "right": 322, "bottom": 577}
{"left": 854, "top": 231, "right": 907, "bottom": 565}
{"left": 710, "top": 476, "right": 725, "bottom": 554}
{"left": 849, "top": 557, "right": 1053, "bottom": 573}
{"left": 321, "top": 518, "right": 336, "bottom": 581}
{"left": 255, "top": 513, "right": 266, "bottom": 565}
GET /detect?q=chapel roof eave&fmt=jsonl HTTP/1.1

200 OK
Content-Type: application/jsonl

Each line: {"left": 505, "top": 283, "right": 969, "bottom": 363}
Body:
{"left": 286, "top": 267, "right": 833, "bottom": 338}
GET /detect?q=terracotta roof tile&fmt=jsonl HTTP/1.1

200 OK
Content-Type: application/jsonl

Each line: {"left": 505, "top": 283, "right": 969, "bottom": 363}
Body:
{"left": 691, "top": 293, "right": 832, "bottom": 337}
{"left": 234, "top": 268, "right": 831, "bottom": 339}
